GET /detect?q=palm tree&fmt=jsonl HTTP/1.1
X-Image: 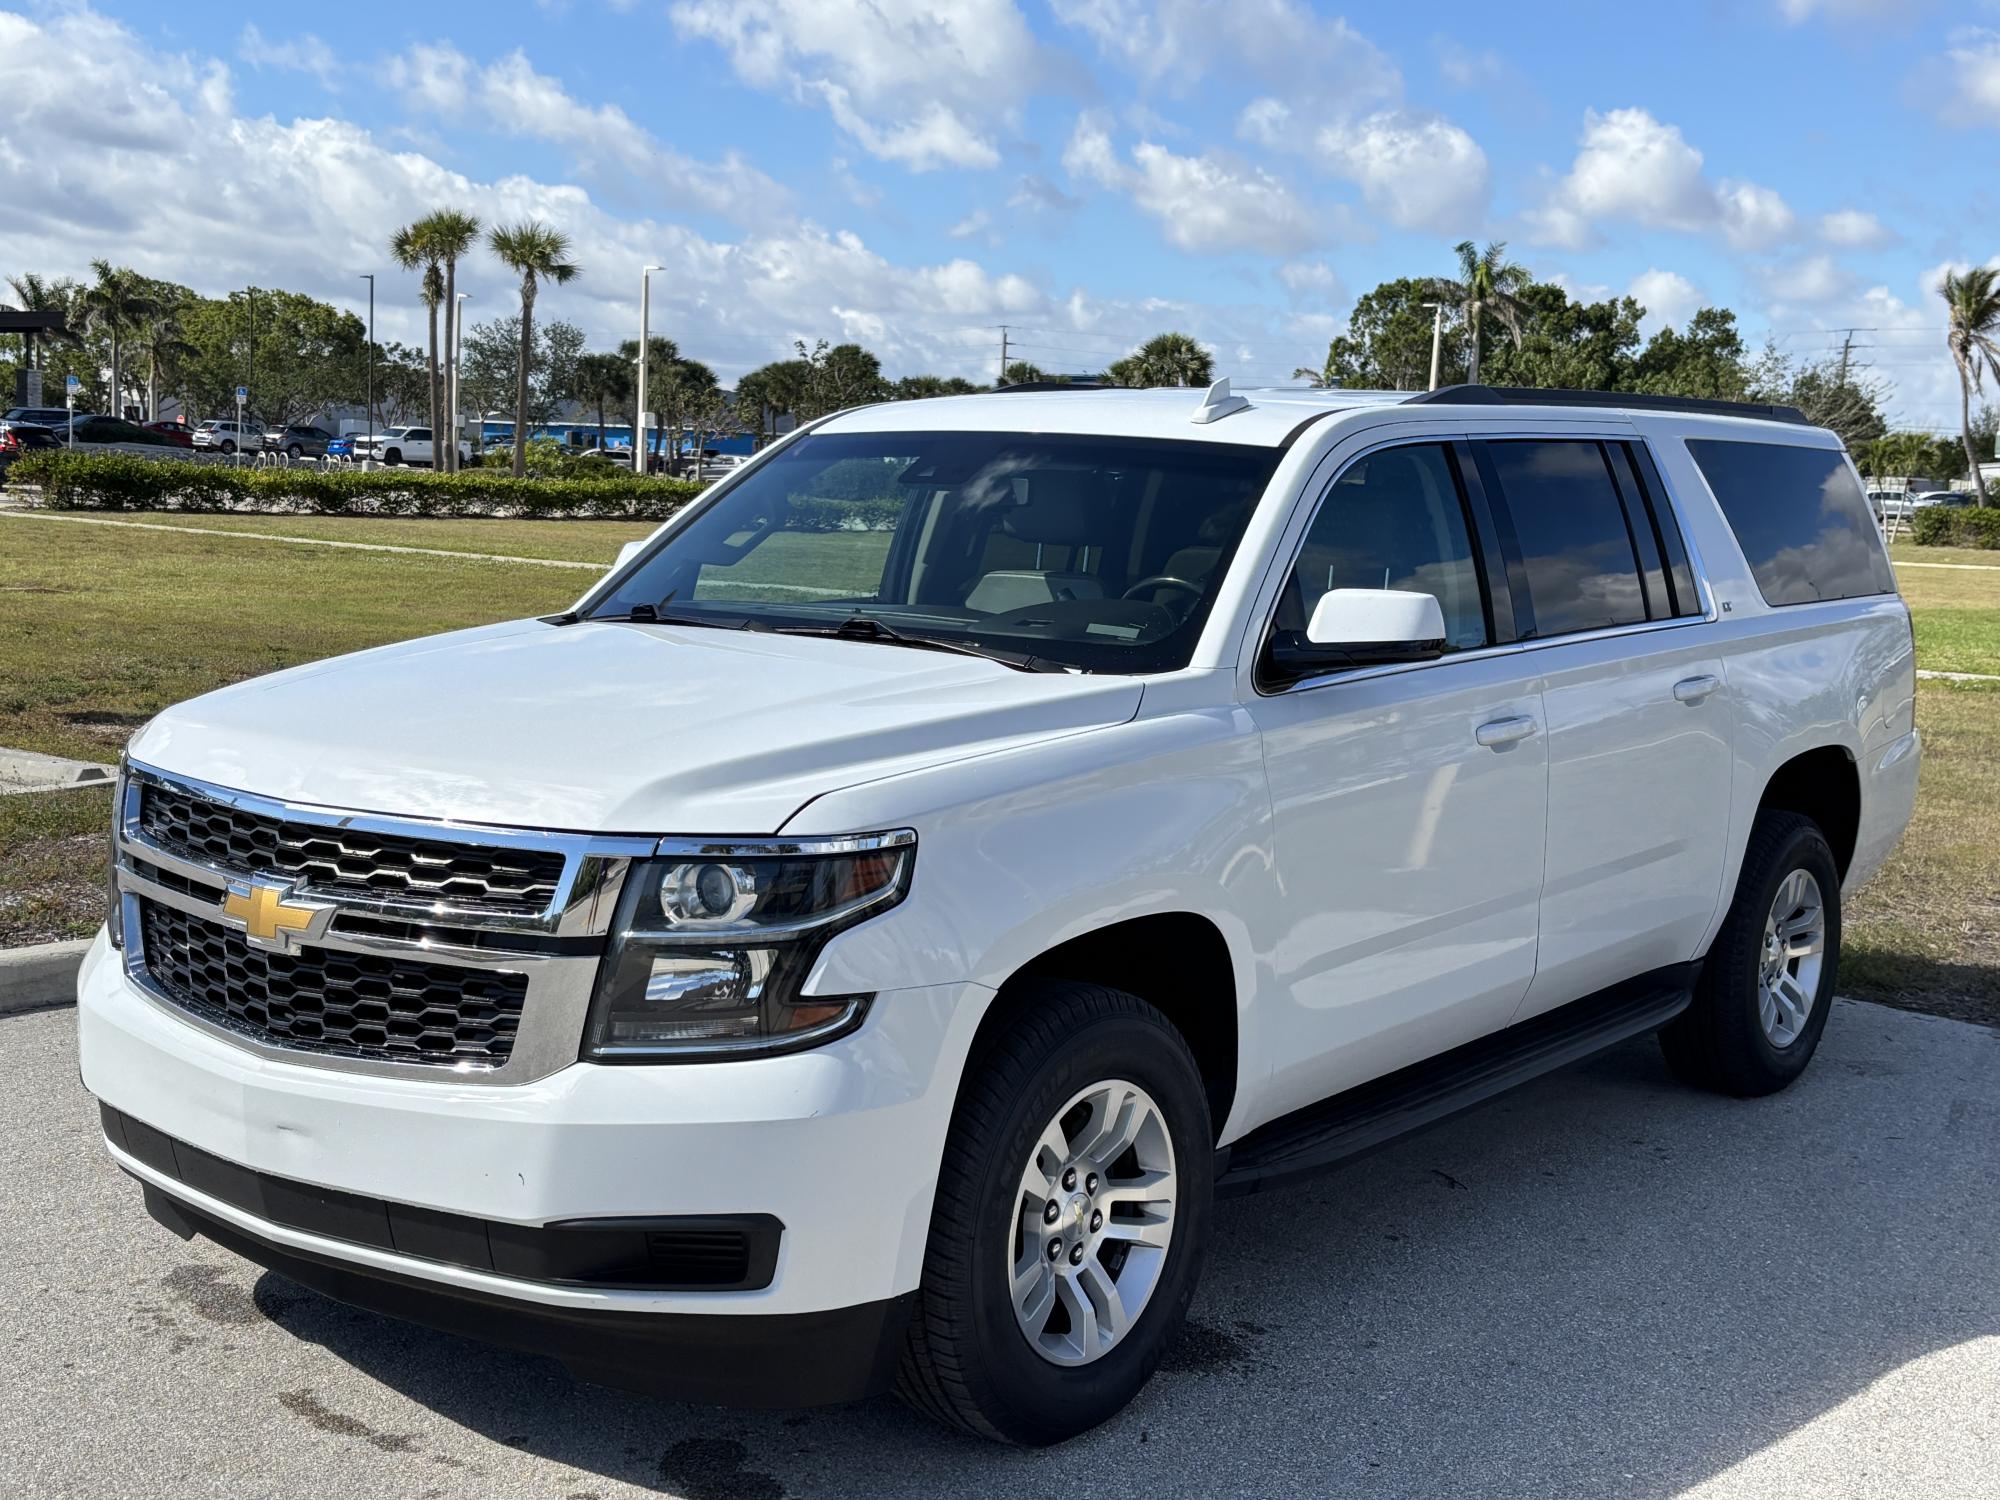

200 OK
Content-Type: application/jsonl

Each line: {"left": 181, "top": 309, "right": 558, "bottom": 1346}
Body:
{"left": 138, "top": 309, "right": 199, "bottom": 422}
{"left": 79, "top": 262, "right": 160, "bottom": 419}
{"left": 1430, "top": 240, "right": 1533, "bottom": 385}
{"left": 487, "top": 220, "right": 579, "bottom": 476}
{"left": 1942, "top": 267, "right": 2000, "bottom": 504}
{"left": 571, "top": 352, "right": 631, "bottom": 450}
{"left": 5, "top": 273, "right": 80, "bottom": 375}
{"left": 390, "top": 222, "right": 444, "bottom": 447}
{"left": 418, "top": 209, "right": 481, "bottom": 470}
{"left": 1108, "top": 331, "right": 1214, "bottom": 387}
{"left": 1293, "top": 342, "right": 1341, "bottom": 388}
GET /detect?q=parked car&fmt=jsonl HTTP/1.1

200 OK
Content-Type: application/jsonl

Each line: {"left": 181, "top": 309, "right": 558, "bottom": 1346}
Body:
{"left": 324, "top": 434, "right": 358, "bottom": 459}
{"left": 263, "top": 424, "right": 337, "bottom": 459}
{"left": 352, "top": 425, "right": 471, "bottom": 467}
{"left": 141, "top": 421, "right": 194, "bottom": 448}
{"left": 81, "top": 383, "right": 1918, "bottom": 1444}
{"left": 3, "top": 405, "right": 82, "bottom": 428}
{"left": 191, "top": 418, "right": 263, "bottom": 454}
{"left": 0, "top": 420, "right": 60, "bottom": 472}
{"left": 68, "top": 415, "right": 185, "bottom": 455}
{"left": 1908, "top": 489, "right": 1973, "bottom": 511}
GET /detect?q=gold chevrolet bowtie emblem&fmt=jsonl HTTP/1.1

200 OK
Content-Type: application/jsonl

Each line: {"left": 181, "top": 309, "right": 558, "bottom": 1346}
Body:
{"left": 221, "top": 879, "right": 326, "bottom": 951}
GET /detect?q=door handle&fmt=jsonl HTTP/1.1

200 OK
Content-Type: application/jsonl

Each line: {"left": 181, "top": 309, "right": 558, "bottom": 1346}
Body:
{"left": 1475, "top": 715, "right": 1538, "bottom": 747}
{"left": 1673, "top": 674, "right": 1720, "bottom": 704}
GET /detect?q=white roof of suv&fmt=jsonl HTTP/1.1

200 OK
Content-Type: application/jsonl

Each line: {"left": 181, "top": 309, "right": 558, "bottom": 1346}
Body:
{"left": 817, "top": 382, "right": 1813, "bottom": 448}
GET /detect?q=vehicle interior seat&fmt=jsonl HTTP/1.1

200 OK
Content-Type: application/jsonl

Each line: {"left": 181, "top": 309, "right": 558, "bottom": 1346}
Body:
{"left": 964, "top": 469, "right": 1111, "bottom": 615}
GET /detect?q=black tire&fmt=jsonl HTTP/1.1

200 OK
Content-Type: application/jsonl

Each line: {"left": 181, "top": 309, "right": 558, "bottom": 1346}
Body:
{"left": 897, "top": 982, "right": 1213, "bottom": 1445}
{"left": 1660, "top": 810, "right": 1841, "bottom": 1096}
{"left": 383, "top": 448, "right": 401, "bottom": 466}
{"left": 286, "top": 443, "right": 303, "bottom": 460}
{"left": 219, "top": 439, "right": 235, "bottom": 454}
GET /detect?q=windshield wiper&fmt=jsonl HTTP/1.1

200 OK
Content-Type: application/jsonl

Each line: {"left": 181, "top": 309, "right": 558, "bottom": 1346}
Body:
{"left": 772, "top": 615, "right": 1068, "bottom": 673}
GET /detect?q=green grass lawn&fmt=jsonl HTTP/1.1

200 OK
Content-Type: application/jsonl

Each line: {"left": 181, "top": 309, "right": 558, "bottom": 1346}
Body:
{"left": 3, "top": 512, "right": 1997, "bottom": 1030}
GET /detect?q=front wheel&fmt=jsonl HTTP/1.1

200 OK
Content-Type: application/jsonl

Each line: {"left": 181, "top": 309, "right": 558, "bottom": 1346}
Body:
{"left": 897, "top": 981, "right": 1213, "bottom": 1445}
{"left": 383, "top": 448, "right": 401, "bottom": 466}
{"left": 1661, "top": 810, "right": 1841, "bottom": 1096}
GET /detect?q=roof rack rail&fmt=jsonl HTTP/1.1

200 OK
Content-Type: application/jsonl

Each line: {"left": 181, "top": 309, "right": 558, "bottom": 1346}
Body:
{"left": 1408, "top": 384, "right": 1808, "bottom": 425}
{"left": 992, "top": 381, "right": 1110, "bottom": 393}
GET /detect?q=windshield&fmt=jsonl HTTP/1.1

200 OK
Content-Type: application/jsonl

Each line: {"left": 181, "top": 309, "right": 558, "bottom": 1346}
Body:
{"left": 588, "top": 429, "right": 1283, "bottom": 673}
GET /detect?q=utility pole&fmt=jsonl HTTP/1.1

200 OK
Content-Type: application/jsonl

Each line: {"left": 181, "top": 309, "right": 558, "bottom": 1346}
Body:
{"left": 996, "top": 325, "right": 1010, "bottom": 386}
{"left": 1422, "top": 302, "right": 1446, "bottom": 391}
{"left": 359, "top": 273, "right": 375, "bottom": 441}
{"left": 636, "top": 265, "right": 661, "bottom": 475}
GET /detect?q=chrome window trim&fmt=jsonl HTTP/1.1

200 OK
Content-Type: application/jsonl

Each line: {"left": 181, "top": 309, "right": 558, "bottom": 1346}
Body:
{"left": 113, "top": 760, "right": 654, "bottom": 1085}
{"left": 1251, "top": 428, "right": 1725, "bottom": 699}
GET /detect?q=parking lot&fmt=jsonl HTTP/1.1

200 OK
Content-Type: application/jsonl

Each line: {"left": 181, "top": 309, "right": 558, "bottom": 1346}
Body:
{"left": 5, "top": 997, "right": 1995, "bottom": 1499}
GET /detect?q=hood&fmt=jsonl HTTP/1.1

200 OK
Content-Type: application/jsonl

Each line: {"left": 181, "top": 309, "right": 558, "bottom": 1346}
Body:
{"left": 129, "top": 619, "right": 1142, "bottom": 834}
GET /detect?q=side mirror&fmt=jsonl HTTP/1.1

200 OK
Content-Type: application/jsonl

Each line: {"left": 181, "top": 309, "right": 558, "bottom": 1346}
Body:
{"left": 1265, "top": 588, "right": 1448, "bottom": 685}
{"left": 612, "top": 539, "right": 646, "bottom": 572}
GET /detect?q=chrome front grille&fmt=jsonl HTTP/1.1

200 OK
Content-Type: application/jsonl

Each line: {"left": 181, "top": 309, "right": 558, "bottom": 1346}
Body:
{"left": 139, "top": 898, "right": 528, "bottom": 1065}
{"left": 112, "top": 762, "right": 654, "bottom": 1084}
{"left": 139, "top": 779, "right": 564, "bottom": 914}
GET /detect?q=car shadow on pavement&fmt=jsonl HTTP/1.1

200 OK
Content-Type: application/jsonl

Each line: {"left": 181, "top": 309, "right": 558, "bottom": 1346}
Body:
{"left": 250, "top": 1002, "right": 2000, "bottom": 1499}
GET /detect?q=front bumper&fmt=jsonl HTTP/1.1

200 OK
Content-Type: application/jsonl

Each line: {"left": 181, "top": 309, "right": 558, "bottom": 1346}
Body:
{"left": 78, "top": 933, "right": 989, "bottom": 1396}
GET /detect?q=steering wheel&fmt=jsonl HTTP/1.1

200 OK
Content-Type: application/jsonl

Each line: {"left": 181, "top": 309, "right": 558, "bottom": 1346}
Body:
{"left": 1120, "top": 574, "right": 1203, "bottom": 604}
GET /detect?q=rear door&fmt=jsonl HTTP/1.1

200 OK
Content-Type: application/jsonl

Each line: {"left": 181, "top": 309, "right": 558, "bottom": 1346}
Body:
{"left": 1245, "top": 440, "right": 1550, "bottom": 1119}
{"left": 1472, "top": 438, "right": 1732, "bottom": 1018}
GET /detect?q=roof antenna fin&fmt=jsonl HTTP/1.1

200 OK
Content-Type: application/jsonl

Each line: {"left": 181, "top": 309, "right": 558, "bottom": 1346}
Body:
{"left": 1190, "top": 376, "right": 1251, "bottom": 425}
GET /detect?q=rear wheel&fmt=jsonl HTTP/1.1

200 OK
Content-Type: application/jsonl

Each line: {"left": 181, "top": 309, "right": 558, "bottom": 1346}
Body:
{"left": 219, "top": 439, "right": 236, "bottom": 454}
{"left": 1661, "top": 810, "right": 1840, "bottom": 1096}
{"left": 898, "top": 982, "right": 1213, "bottom": 1445}
{"left": 286, "top": 443, "right": 303, "bottom": 459}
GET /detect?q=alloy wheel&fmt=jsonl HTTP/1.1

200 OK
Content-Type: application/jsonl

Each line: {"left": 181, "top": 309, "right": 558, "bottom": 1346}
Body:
{"left": 1009, "top": 1078, "right": 1176, "bottom": 1367}
{"left": 1758, "top": 867, "right": 1825, "bottom": 1048}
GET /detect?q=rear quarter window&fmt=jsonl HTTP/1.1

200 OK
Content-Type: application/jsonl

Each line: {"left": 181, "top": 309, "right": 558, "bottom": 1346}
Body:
{"left": 1686, "top": 439, "right": 1895, "bottom": 606}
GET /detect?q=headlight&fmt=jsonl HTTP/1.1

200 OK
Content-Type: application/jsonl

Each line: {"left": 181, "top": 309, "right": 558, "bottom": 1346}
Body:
{"left": 583, "top": 830, "right": 915, "bottom": 1061}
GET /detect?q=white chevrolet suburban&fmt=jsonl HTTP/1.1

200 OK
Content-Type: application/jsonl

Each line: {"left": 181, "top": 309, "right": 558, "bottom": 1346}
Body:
{"left": 79, "top": 382, "right": 1919, "bottom": 1445}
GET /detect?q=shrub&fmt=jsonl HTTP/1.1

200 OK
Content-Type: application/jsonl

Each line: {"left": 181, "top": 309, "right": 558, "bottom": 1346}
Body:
{"left": 1910, "top": 504, "right": 2000, "bottom": 549}
{"left": 8, "top": 452, "right": 706, "bottom": 521}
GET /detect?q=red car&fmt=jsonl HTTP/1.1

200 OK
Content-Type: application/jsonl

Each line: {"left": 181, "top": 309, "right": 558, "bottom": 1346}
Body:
{"left": 142, "top": 421, "right": 194, "bottom": 447}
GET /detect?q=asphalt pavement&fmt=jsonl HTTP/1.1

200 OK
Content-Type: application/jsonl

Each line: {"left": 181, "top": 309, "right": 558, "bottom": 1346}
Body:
{"left": 4, "top": 998, "right": 1996, "bottom": 1499}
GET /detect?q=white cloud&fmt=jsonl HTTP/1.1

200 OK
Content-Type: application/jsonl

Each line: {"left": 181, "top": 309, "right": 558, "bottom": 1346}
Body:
{"left": 947, "top": 208, "right": 992, "bottom": 240}
{"left": 668, "top": 0, "right": 1036, "bottom": 170}
{"left": 1820, "top": 208, "right": 1895, "bottom": 248}
{"left": 1050, "top": 0, "right": 1397, "bottom": 104}
{"left": 1627, "top": 268, "right": 1702, "bottom": 334}
{"left": 391, "top": 46, "right": 788, "bottom": 226}
{"left": 1312, "top": 111, "right": 1489, "bottom": 233}
{"left": 1065, "top": 115, "right": 1324, "bottom": 255}
{"left": 1433, "top": 40, "right": 1514, "bottom": 91}
{"left": 1275, "top": 259, "right": 1340, "bottom": 300}
{"left": 1757, "top": 254, "right": 1857, "bottom": 304}
{"left": 238, "top": 24, "right": 339, "bottom": 89}
{"left": 1777, "top": 0, "right": 1906, "bottom": 20}
{"left": 1528, "top": 107, "right": 1795, "bottom": 251}
{"left": 1936, "top": 28, "right": 2000, "bottom": 127}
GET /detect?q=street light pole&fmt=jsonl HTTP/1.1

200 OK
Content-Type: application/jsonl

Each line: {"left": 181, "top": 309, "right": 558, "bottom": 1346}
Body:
{"left": 359, "top": 273, "right": 376, "bottom": 441}
{"left": 1422, "top": 302, "right": 1446, "bottom": 392}
{"left": 636, "top": 264, "right": 661, "bottom": 476}
{"left": 452, "top": 292, "right": 470, "bottom": 468}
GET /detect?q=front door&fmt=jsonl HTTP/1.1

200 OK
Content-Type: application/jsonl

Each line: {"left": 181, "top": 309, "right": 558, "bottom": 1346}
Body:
{"left": 1245, "top": 442, "right": 1549, "bottom": 1125}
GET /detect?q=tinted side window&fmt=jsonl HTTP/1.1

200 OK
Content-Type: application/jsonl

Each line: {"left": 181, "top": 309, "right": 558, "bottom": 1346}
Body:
{"left": 1481, "top": 440, "right": 1647, "bottom": 636}
{"left": 1276, "top": 443, "right": 1489, "bottom": 653}
{"left": 1686, "top": 439, "right": 1895, "bottom": 606}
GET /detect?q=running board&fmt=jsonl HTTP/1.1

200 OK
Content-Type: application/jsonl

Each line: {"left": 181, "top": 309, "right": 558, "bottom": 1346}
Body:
{"left": 1215, "top": 967, "right": 1696, "bottom": 1197}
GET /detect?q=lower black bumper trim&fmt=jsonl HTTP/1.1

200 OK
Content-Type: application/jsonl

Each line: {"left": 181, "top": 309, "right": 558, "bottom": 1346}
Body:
{"left": 138, "top": 1184, "right": 917, "bottom": 1409}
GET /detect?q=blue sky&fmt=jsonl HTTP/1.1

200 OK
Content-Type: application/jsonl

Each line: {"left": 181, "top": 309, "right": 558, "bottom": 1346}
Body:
{"left": 4, "top": 2, "right": 1998, "bottom": 428}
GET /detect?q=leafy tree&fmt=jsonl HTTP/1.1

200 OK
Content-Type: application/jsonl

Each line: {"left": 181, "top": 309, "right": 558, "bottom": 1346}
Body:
{"left": 138, "top": 308, "right": 199, "bottom": 421}
{"left": 892, "top": 374, "right": 983, "bottom": 399}
{"left": 812, "top": 340, "right": 889, "bottom": 411}
{"left": 1429, "top": 240, "right": 1533, "bottom": 384}
{"left": 487, "top": 219, "right": 579, "bottom": 475}
{"left": 4, "top": 272, "right": 81, "bottom": 376}
{"left": 618, "top": 335, "right": 716, "bottom": 460}
{"left": 1108, "top": 331, "right": 1213, "bottom": 387}
{"left": 1942, "top": 266, "right": 2000, "bottom": 502}
{"left": 571, "top": 352, "right": 632, "bottom": 450}
{"left": 1627, "top": 308, "right": 1750, "bottom": 400}
{"left": 1479, "top": 284, "right": 1641, "bottom": 391}
{"left": 178, "top": 289, "right": 367, "bottom": 427}
{"left": 734, "top": 359, "right": 812, "bottom": 443}
{"left": 80, "top": 262, "right": 161, "bottom": 419}
{"left": 459, "top": 315, "right": 586, "bottom": 434}
{"left": 1001, "top": 360, "right": 1047, "bottom": 386}
{"left": 373, "top": 342, "right": 431, "bottom": 426}
{"left": 417, "top": 209, "right": 481, "bottom": 469}
{"left": 1301, "top": 278, "right": 1463, "bottom": 390}
{"left": 390, "top": 221, "right": 445, "bottom": 447}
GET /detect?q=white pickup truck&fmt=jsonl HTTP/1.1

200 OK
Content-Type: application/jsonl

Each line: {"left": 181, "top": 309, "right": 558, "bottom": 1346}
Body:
{"left": 81, "top": 382, "right": 1917, "bottom": 1444}
{"left": 353, "top": 425, "right": 471, "bottom": 467}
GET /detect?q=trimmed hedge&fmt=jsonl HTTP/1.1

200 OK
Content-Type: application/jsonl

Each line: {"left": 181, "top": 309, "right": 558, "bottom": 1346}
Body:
{"left": 1911, "top": 504, "right": 2000, "bottom": 549}
{"left": 7, "top": 452, "right": 707, "bottom": 520}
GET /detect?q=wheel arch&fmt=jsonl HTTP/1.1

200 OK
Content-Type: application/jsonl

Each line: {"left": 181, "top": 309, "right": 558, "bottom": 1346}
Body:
{"left": 968, "top": 913, "right": 1241, "bottom": 1143}
{"left": 1756, "top": 744, "right": 1861, "bottom": 878}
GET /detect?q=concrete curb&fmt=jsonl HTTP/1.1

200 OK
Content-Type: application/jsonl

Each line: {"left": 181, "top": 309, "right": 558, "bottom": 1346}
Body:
{"left": 0, "top": 939, "right": 90, "bottom": 1015}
